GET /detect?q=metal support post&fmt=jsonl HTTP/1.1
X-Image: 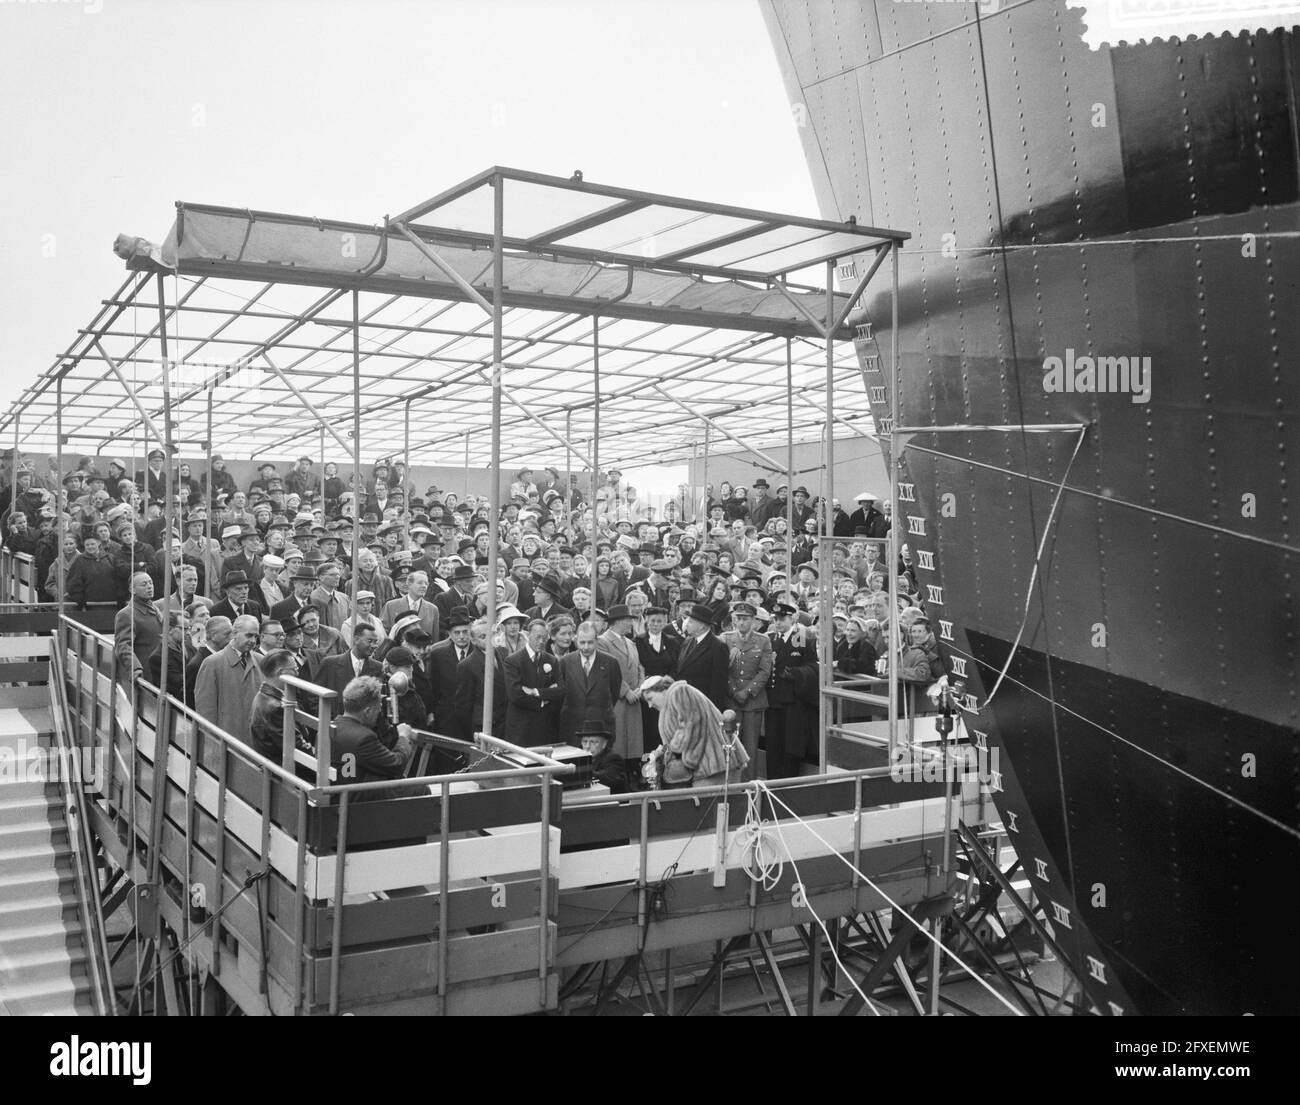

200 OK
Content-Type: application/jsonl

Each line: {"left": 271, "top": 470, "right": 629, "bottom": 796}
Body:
{"left": 888, "top": 243, "right": 900, "bottom": 756}
{"left": 55, "top": 378, "right": 65, "bottom": 613}
{"left": 818, "top": 260, "right": 835, "bottom": 771}
{"left": 482, "top": 173, "right": 504, "bottom": 737}
{"left": 351, "top": 291, "right": 363, "bottom": 615}
{"left": 589, "top": 317, "right": 600, "bottom": 606}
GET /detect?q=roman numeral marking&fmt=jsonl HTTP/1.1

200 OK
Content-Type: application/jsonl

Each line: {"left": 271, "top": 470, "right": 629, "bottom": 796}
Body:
{"left": 838, "top": 261, "right": 857, "bottom": 281}
{"left": 938, "top": 619, "right": 953, "bottom": 641}
{"left": 925, "top": 584, "right": 944, "bottom": 605}
{"left": 916, "top": 549, "right": 935, "bottom": 570}
{"left": 869, "top": 386, "right": 886, "bottom": 403}
{"left": 906, "top": 515, "right": 926, "bottom": 536}
{"left": 1087, "top": 956, "right": 1107, "bottom": 983}
{"left": 1108, "top": 1002, "right": 1125, "bottom": 1017}
{"left": 972, "top": 728, "right": 987, "bottom": 750}
{"left": 876, "top": 417, "right": 893, "bottom": 434}
{"left": 898, "top": 482, "right": 915, "bottom": 502}
{"left": 1034, "top": 857, "right": 1049, "bottom": 880}
{"left": 961, "top": 693, "right": 978, "bottom": 712}
{"left": 1005, "top": 810, "right": 1019, "bottom": 832}
{"left": 1050, "top": 901, "right": 1072, "bottom": 929}
{"left": 989, "top": 770, "right": 1003, "bottom": 792}
{"left": 856, "top": 323, "right": 873, "bottom": 342}
{"left": 949, "top": 656, "right": 966, "bottom": 677}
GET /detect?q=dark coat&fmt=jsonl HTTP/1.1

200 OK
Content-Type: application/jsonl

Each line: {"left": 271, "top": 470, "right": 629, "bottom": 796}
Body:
{"left": 209, "top": 595, "right": 265, "bottom": 625}
{"left": 451, "top": 646, "right": 507, "bottom": 739}
{"left": 674, "top": 631, "right": 729, "bottom": 710}
{"left": 312, "top": 652, "right": 383, "bottom": 705}
{"left": 270, "top": 592, "right": 315, "bottom": 626}
{"left": 503, "top": 646, "right": 564, "bottom": 747}
{"left": 65, "top": 553, "right": 117, "bottom": 608}
{"left": 331, "top": 714, "right": 408, "bottom": 799}
{"left": 424, "top": 638, "right": 467, "bottom": 735}
{"left": 146, "top": 644, "right": 191, "bottom": 705}
{"left": 556, "top": 650, "right": 621, "bottom": 745}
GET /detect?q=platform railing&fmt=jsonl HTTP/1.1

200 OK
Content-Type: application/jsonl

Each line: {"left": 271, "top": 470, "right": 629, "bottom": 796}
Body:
{"left": 55, "top": 614, "right": 574, "bottom": 1015}
{"left": 45, "top": 644, "right": 116, "bottom": 1014}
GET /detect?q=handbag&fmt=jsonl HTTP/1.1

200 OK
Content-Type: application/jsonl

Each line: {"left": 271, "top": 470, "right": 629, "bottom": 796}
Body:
{"left": 661, "top": 752, "right": 694, "bottom": 786}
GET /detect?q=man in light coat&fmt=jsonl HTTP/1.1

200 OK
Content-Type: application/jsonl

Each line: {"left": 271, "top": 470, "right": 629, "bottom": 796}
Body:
{"left": 193, "top": 614, "right": 262, "bottom": 744}
{"left": 596, "top": 604, "right": 646, "bottom": 762}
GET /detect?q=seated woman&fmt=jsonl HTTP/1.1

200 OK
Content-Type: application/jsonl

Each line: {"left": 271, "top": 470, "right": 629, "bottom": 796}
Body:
{"left": 639, "top": 676, "right": 748, "bottom": 789}
{"left": 575, "top": 720, "right": 628, "bottom": 793}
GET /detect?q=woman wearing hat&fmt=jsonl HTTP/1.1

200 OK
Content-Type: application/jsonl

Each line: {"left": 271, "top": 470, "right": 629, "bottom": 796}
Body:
{"left": 640, "top": 676, "right": 747, "bottom": 789}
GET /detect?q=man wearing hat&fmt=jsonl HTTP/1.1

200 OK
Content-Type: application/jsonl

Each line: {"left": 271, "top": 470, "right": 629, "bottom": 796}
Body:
{"left": 674, "top": 601, "right": 729, "bottom": 710}
{"left": 211, "top": 569, "right": 265, "bottom": 624}
{"left": 574, "top": 720, "right": 629, "bottom": 793}
{"left": 425, "top": 606, "right": 473, "bottom": 734}
{"left": 849, "top": 491, "right": 888, "bottom": 539}
{"left": 722, "top": 601, "right": 774, "bottom": 780}
{"left": 248, "top": 462, "right": 279, "bottom": 498}
{"left": 271, "top": 564, "right": 318, "bottom": 626}
{"left": 137, "top": 448, "right": 167, "bottom": 505}
{"left": 524, "top": 572, "right": 570, "bottom": 623}
{"left": 789, "top": 486, "right": 814, "bottom": 532}
{"left": 451, "top": 617, "right": 507, "bottom": 739}
{"left": 503, "top": 617, "right": 564, "bottom": 747}
{"left": 284, "top": 456, "right": 316, "bottom": 498}
{"left": 749, "top": 478, "right": 780, "bottom": 528}
{"left": 221, "top": 525, "right": 263, "bottom": 586}
{"left": 765, "top": 601, "right": 818, "bottom": 779}
{"left": 596, "top": 604, "right": 646, "bottom": 762}
{"left": 431, "top": 563, "right": 478, "bottom": 633}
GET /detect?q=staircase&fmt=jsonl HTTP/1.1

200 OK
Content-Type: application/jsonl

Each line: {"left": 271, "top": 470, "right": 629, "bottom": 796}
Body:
{"left": 0, "top": 663, "right": 97, "bottom": 1014}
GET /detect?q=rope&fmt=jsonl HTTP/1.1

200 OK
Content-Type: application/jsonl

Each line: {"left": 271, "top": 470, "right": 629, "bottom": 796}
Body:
{"left": 980, "top": 425, "right": 1088, "bottom": 707}
{"left": 754, "top": 781, "right": 1024, "bottom": 1016}
{"left": 946, "top": 641, "right": 1300, "bottom": 844}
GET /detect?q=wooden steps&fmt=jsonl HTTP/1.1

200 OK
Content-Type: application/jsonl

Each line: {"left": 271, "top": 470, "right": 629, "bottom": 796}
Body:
{"left": 0, "top": 645, "right": 98, "bottom": 1016}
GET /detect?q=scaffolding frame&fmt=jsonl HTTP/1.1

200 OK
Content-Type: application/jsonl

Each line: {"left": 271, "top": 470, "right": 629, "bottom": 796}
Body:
{"left": 2, "top": 164, "right": 908, "bottom": 758}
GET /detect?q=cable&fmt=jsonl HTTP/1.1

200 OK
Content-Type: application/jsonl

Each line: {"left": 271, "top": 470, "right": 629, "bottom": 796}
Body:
{"left": 980, "top": 425, "right": 1087, "bottom": 707}
{"left": 755, "top": 781, "right": 1024, "bottom": 1016}
{"left": 737, "top": 786, "right": 784, "bottom": 892}
{"left": 945, "top": 641, "right": 1300, "bottom": 844}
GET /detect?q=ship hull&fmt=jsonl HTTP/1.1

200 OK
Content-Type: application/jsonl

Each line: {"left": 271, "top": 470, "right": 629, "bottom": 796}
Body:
{"left": 764, "top": 0, "right": 1300, "bottom": 1013}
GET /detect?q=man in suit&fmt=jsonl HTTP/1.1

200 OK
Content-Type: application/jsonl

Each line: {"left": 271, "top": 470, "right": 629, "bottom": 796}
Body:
{"left": 432, "top": 564, "right": 479, "bottom": 632}
{"left": 556, "top": 621, "right": 622, "bottom": 746}
{"left": 424, "top": 607, "right": 472, "bottom": 734}
{"left": 674, "top": 601, "right": 729, "bottom": 710}
{"left": 271, "top": 565, "right": 317, "bottom": 625}
{"left": 451, "top": 618, "right": 506, "bottom": 739}
{"left": 194, "top": 614, "right": 262, "bottom": 742}
{"left": 382, "top": 569, "right": 440, "bottom": 640}
{"left": 722, "top": 602, "right": 774, "bottom": 780}
{"left": 220, "top": 527, "right": 263, "bottom": 586}
{"left": 297, "top": 607, "right": 346, "bottom": 677}
{"left": 636, "top": 605, "right": 679, "bottom": 750}
{"left": 503, "top": 618, "right": 564, "bottom": 747}
{"left": 310, "top": 563, "right": 351, "bottom": 631}
{"left": 210, "top": 570, "right": 265, "bottom": 624}
{"left": 597, "top": 605, "right": 645, "bottom": 762}
{"left": 312, "top": 622, "right": 383, "bottom": 703}
{"left": 331, "top": 675, "right": 413, "bottom": 800}
{"left": 186, "top": 615, "right": 231, "bottom": 705}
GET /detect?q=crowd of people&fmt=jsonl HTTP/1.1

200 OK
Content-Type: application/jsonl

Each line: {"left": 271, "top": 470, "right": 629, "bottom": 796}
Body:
{"left": 2, "top": 449, "right": 948, "bottom": 790}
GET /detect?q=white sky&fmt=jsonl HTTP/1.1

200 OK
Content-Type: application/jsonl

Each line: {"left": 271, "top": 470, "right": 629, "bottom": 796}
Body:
{"left": 0, "top": 0, "right": 818, "bottom": 493}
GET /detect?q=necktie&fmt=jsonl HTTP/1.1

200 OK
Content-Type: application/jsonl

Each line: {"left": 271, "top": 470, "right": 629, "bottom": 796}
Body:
{"left": 457, "top": 648, "right": 466, "bottom": 663}
{"left": 238, "top": 653, "right": 247, "bottom": 670}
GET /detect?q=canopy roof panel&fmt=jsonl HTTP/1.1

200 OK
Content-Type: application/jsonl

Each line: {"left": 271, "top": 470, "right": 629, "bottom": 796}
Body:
{"left": 4, "top": 168, "right": 904, "bottom": 470}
